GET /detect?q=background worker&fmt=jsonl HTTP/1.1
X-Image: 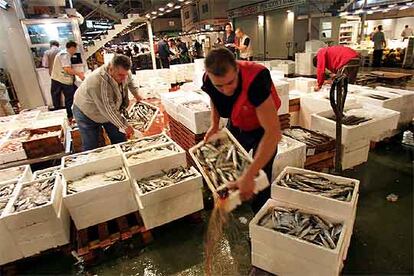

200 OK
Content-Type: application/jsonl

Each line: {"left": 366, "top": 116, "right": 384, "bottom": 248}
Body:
{"left": 50, "top": 41, "right": 84, "bottom": 119}
{"left": 401, "top": 25, "right": 413, "bottom": 40}
{"left": 42, "top": 40, "right": 60, "bottom": 76}
{"left": 372, "top": 25, "right": 386, "bottom": 67}
{"left": 313, "top": 45, "right": 360, "bottom": 91}
{"left": 157, "top": 35, "right": 174, "bottom": 68}
{"left": 234, "top": 28, "right": 253, "bottom": 61}
{"left": 73, "top": 55, "right": 142, "bottom": 151}
{"left": 202, "top": 48, "right": 282, "bottom": 213}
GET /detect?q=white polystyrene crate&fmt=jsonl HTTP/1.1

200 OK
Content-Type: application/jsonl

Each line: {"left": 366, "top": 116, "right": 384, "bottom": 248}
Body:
{"left": 134, "top": 167, "right": 202, "bottom": 208}
{"left": 250, "top": 199, "right": 348, "bottom": 275}
{"left": 117, "top": 133, "right": 172, "bottom": 153}
{"left": 124, "top": 142, "right": 187, "bottom": 181}
{"left": 305, "top": 40, "right": 326, "bottom": 53}
{"left": 271, "top": 167, "right": 359, "bottom": 220}
{"left": 62, "top": 166, "right": 138, "bottom": 230}
{"left": 342, "top": 145, "right": 370, "bottom": 170}
{"left": 0, "top": 141, "right": 27, "bottom": 165}
{"left": 295, "top": 53, "right": 317, "bottom": 76}
{"left": 271, "top": 136, "right": 306, "bottom": 182}
{"left": 32, "top": 166, "right": 60, "bottom": 180}
{"left": 279, "top": 94, "right": 290, "bottom": 115}
{"left": 176, "top": 100, "right": 211, "bottom": 134}
{"left": 352, "top": 90, "right": 403, "bottom": 115}
{"left": 189, "top": 128, "right": 270, "bottom": 212}
{"left": 160, "top": 91, "right": 202, "bottom": 120}
{"left": 0, "top": 165, "right": 32, "bottom": 185}
{"left": 1, "top": 175, "right": 70, "bottom": 257}
{"left": 61, "top": 145, "right": 123, "bottom": 180}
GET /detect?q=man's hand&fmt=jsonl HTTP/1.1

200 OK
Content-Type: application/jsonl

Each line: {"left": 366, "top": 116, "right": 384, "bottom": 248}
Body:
{"left": 314, "top": 85, "right": 322, "bottom": 92}
{"left": 125, "top": 125, "right": 134, "bottom": 139}
{"left": 227, "top": 173, "right": 256, "bottom": 201}
{"left": 77, "top": 72, "right": 85, "bottom": 81}
{"left": 204, "top": 125, "right": 219, "bottom": 142}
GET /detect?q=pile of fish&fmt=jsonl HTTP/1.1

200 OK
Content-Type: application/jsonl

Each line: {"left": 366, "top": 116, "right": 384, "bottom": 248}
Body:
{"left": 29, "top": 130, "right": 61, "bottom": 141}
{"left": 0, "top": 166, "right": 26, "bottom": 183}
{"left": 181, "top": 100, "right": 210, "bottom": 112}
{"left": 120, "top": 134, "right": 170, "bottom": 153}
{"left": 283, "top": 128, "right": 330, "bottom": 148}
{"left": 277, "top": 172, "right": 355, "bottom": 202}
{"left": 0, "top": 140, "right": 24, "bottom": 154}
{"left": 9, "top": 129, "right": 30, "bottom": 140}
{"left": 137, "top": 167, "right": 197, "bottom": 194}
{"left": 258, "top": 206, "right": 343, "bottom": 249}
{"left": 34, "top": 168, "right": 59, "bottom": 180}
{"left": 0, "top": 182, "right": 17, "bottom": 215}
{"left": 67, "top": 168, "right": 126, "bottom": 194}
{"left": 64, "top": 147, "right": 118, "bottom": 168}
{"left": 367, "top": 94, "right": 389, "bottom": 101}
{"left": 127, "top": 102, "right": 157, "bottom": 131}
{"left": 11, "top": 178, "right": 55, "bottom": 213}
{"left": 127, "top": 144, "right": 180, "bottom": 164}
{"left": 194, "top": 137, "right": 251, "bottom": 189}
{"left": 327, "top": 114, "right": 372, "bottom": 126}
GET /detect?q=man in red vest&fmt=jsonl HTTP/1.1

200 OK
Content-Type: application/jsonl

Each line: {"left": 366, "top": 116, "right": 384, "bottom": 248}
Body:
{"left": 202, "top": 47, "right": 282, "bottom": 213}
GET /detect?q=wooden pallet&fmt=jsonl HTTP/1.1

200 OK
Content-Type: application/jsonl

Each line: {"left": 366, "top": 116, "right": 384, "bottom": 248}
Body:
{"left": 304, "top": 150, "right": 335, "bottom": 172}
{"left": 72, "top": 211, "right": 152, "bottom": 264}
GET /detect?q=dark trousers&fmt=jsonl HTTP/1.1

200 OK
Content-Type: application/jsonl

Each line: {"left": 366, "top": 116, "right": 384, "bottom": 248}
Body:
{"left": 72, "top": 105, "right": 126, "bottom": 151}
{"left": 338, "top": 58, "right": 360, "bottom": 84}
{"left": 373, "top": 49, "right": 383, "bottom": 67}
{"left": 227, "top": 123, "right": 277, "bottom": 214}
{"left": 51, "top": 79, "right": 75, "bottom": 118}
{"left": 160, "top": 56, "right": 170, "bottom": 68}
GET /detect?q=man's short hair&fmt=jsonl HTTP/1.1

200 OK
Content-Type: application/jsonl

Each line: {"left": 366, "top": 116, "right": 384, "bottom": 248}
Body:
{"left": 50, "top": 40, "right": 59, "bottom": 47}
{"left": 313, "top": 55, "right": 318, "bottom": 67}
{"left": 66, "top": 41, "right": 77, "bottom": 49}
{"left": 378, "top": 25, "right": 383, "bottom": 31}
{"left": 225, "top": 22, "right": 232, "bottom": 28}
{"left": 205, "top": 47, "right": 237, "bottom": 77}
{"left": 111, "top": 54, "right": 131, "bottom": 70}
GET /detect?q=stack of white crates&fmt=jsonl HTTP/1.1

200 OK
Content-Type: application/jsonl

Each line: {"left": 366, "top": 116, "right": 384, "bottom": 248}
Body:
{"left": 193, "top": 58, "right": 205, "bottom": 88}
{"left": 272, "top": 79, "right": 290, "bottom": 115}
{"left": 250, "top": 166, "right": 359, "bottom": 275}
{"left": 295, "top": 40, "right": 325, "bottom": 76}
{"left": 269, "top": 60, "right": 296, "bottom": 75}
{"left": 271, "top": 136, "right": 306, "bottom": 181}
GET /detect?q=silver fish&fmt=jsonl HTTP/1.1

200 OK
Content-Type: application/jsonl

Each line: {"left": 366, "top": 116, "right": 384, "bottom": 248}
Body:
{"left": 12, "top": 178, "right": 55, "bottom": 213}
{"left": 120, "top": 134, "right": 170, "bottom": 153}
{"left": 126, "top": 102, "right": 157, "bottom": 131}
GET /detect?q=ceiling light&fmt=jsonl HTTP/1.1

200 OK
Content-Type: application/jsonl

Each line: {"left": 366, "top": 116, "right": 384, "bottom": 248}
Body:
{"left": 371, "top": 6, "right": 379, "bottom": 9}
{"left": 286, "top": 9, "right": 291, "bottom": 13}
{"left": 151, "top": 16, "right": 157, "bottom": 19}
{"left": 407, "top": 2, "right": 413, "bottom": 6}
{"left": 399, "top": 6, "right": 409, "bottom": 10}
{"left": 174, "top": 5, "right": 181, "bottom": 9}
{"left": 388, "top": 4, "right": 396, "bottom": 7}
{"left": 184, "top": 0, "right": 192, "bottom": 4}
{"left": 158, "top": 12, "right": 164, "bottom": 16}
{"left": 167, "top": 2, "right": 174, "bottom": 7}
{"left": 165, "top": 9, "right": 172, "bottom": 13}
{"left": 382, "top": 8, "right": 389, "bottom": 12}
{"left": 151, "top": 11, "right": 157, "bottom": 15}
{"left": 158, "top": 7, "right": 165, "bottom": 11}
{"left": 178, "top": 0, "right": 185, "bottom": 2}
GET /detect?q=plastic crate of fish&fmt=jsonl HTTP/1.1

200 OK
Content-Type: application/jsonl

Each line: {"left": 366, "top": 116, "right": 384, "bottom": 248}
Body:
{"left": 1, "top": 175, "right": 70, "bottom": 258}
{"left": 117, "top": 133, "right": 172, "bottom": 154}
{"left": 133, "top": 166, "right": 202, "bottom": 207}
{"left": 62, "top": 166, "right": 138, "bottom": 230}
{"left": 0, "top": 165, "right": 32, "bottom": 185}
{"left": 271, "top": 167, "right": 359, "bottom": 222}
{"left": 271, "top": 136, "right": 306, "bottom": 182}
{"left": 32, "top": 165, "right": 61, "bottom": 180}
{"left": 176, "top": 99, "right": 211, "bottom": 134}
{"left": 124, "top": 142, "right": 187, "bottom": 181}
{"left": 310, "top": 104, "right": 397, "bottom": 145}
{"left": 189, "top": 128, "right": 269, "bottom": 212}
{"left": 250, "top": 198, "right": 348, "bottom": 276}
{"left": 283, "top": 127, "right": 336, "bottom": 156}
{"left": 127, "top": 101, "right": 160, "bottom": 132}
{"left": 61, "top": 145, "right": 123, "bottom": 180}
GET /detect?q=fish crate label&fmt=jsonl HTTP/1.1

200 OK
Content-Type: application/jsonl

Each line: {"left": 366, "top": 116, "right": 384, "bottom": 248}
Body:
{"left": 306, "top": 148, "right": 316, "bottom": 156}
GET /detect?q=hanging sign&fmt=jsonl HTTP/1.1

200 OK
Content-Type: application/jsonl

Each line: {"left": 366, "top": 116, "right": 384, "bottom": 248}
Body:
{"left": 228, "top": 0, "right": 305, "bottom": 18}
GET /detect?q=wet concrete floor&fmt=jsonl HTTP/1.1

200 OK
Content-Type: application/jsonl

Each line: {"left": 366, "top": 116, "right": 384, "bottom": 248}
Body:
{"left": 14, "top": 135, "right": 413, "bottom": 275}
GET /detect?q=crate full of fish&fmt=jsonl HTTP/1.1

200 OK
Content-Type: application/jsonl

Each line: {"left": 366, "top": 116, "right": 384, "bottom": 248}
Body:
{"left": 123, "top": 142, "right": 187, "bottom": 181}
{"left": 250, "top": 198, "right": 348, "bottom": 276}
{"left": 61, "top": 145, "right": 123, "bottom": 180}
{"left": 1, "top": 175, "right": 70, "bottom": 258}
{"left": 283, "top": 127, "right": 335, "bottom": 156}
{"left": 117, "top": 133, "right": 172, "bottom": 154}
{"left": 33, "top": 165, "right": 61, "bottom": 180}
{"left": 0, "top": 165, "right": 32, "bottom": 185}
{"left": 177, "top": 99, "right": 211, "bottom": 134}
{"left": 189, "top": 128, "right": 269, "bottom": 212}
{"left": 271, "top": 136, "right": 306, "bottom": 182}
{"left": 127, "top": 101, "right": 159, "bottom": 132}
{"left": 134, "top": 166, "right": 204, "bottom": 230}
{"left": 22, "top": 125, "right": 65, "bottom": 159}
{"left": 62, "top": 166, "right": 138, "bottom": 230}
{"left": 310, "top": 104, "right": 399, "bottom": 145}
{"left": 0, "top": 140, "right": 27, "bottom": 164}
{"left": 272, "top": 167, "right": 359, "bottom": 221}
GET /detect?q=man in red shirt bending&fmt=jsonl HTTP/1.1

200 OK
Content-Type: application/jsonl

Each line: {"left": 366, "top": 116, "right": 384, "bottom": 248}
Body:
{"left": 313, "top": 46, "right": 360, "bottom": 91}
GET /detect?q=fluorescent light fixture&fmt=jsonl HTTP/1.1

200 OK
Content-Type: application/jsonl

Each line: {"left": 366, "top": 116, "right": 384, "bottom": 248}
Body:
{"left": 151, "top": 16, "right": 157, "bottom": 19}
{"left": 257, "top": 15, "right": 264, "bottom": 26}
{"left": 367, "top": 10, "right": 374, "bottom": 14}
{"left": 158, "top": 7, "right": 165, "bottom": 11}
{"left": 145, "top": 13, "right": 151, "bottom": 18}
{"left": 0, "top": 0, "right": 10, "bottom": 10}
{"left": 371, "top": 6, "right": 379, "bottom": 9}
{"left": 158, "top": 12, "right": 164, "bottom": 16}
{"left": 407, "top": 2, "right": 413, "bottom": 6}
{"left": 339, "top": 11, "right": 348, "bottom": 16}
{"left": 184, "top": 0, "right": 192, "bottom": 4}
{"left": 178, "top": 0, "right": 185, "bottom": 2}
{"left": 388, "top": 4, "right": 396, "bottom": 7}
{"left": 286, "top": 9, "right": 292, "bottom": 13}
{"left": 399, "top": 6, "right": 409, "bottom": 10}
{"left": 167, "top": 2, "right": 174, "bottom": 7}
{"left": 151, "top": 11, "right": 157, "bottom": 15}
{"left": 165, "top": 9, "right": 172, "bottom": 13}
{"left": 174, "top": 5, "right": 181, "bottom": 9}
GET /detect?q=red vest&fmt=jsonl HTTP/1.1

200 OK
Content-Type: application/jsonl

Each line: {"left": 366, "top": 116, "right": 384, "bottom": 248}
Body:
{"left": 231, "top": 61, "right": 281, "bottom": 131}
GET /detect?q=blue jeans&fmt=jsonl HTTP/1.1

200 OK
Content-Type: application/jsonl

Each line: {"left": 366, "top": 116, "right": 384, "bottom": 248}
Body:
{"left": 72, "top": 105, "right": 126, "bottom": 151}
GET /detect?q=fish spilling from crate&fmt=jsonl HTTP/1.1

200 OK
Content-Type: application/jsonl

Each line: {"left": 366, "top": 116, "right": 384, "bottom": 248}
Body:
{"left": 11, "top": 178, "right": 55, "bottom": 213}
{"left": 127, "top": 144, "right": 180, "bottom": 164}
{"left": 29, "top": 130, "right": 61, "bottom": 141}
{"left": 283, "top": 128, "right": 329, "bottom": 148}
{"left": 67, "top": 168, "right": 126, "bottom": 194}
{"left": 127, "top": 102, "right": 158, "bottom": 131}
{"left": 137, "top": 167, "right": 197, "bottom": 194}
{"left": 0, "top": 166, "right": 26, "bottom": 183}
{"left": 64, "top": 147, "right": 118, "bottom": 168}
{"left": 194, "top": 137, "right": 251, "bottom": 190}
{"left": 120, "top": 134, "right": 170, "bottom": 153}
{"left": 258, "top": 207, "right": 343, "bottom": 249}
{"left": 0, "top": 182, "right": 16, "bottom": 215}
{"left": 367, "top": 94, "right": 389, "bottom": 101}
{"left": 182, "top": 100, "right": 210, "bottom": 112}
{"left": 277, "top": 172, "right": 355, "bottom": 202}
{"left": 327, "top": 114, "right": 372, "bottom": 126}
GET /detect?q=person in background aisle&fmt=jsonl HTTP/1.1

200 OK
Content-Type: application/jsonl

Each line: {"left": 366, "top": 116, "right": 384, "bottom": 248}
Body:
{"left": 168, "top": 39, "right": 180, "bottom": 65}
{"left": 223, "top": 23, "right": 236, "bottom": 55}
{"left": 0, "top": 81, "right": 14, "bottom": 116}
{"left": 42, "top": 40, "right": 60, "bottom": 76}
{"left": 125, "top": 46, "right": 133, "bottom": 58}
{"left": 194, "top": 40, "right": 203, "bottom": 58}
{"left": 372, "top": 25, "right": 386, "bottom": 67}
{"left": 312, "top": 45, "right": 360, "bottom": 91}
{"left": 202, "top": 48, "right": 282, "bottom": 213}
{"left": 401, "top": 25, "right": 414, "bottom": 40}
{"left": 158, "top": 35, "right": 174, "bottom": 68}
{"left": 234, "top": 28, "right": 253, "bottom": 61}
{"left": 73, "top": 55, "right": 142, "bottom": 151}
{"left": 369, "top": 27, "right": 377, "bottom": 41}
{"left": 51, "top": 41, "right": 84, "bottom": 119}
{"left": 176, "top": 38, "right": 190, "bottom": 63}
